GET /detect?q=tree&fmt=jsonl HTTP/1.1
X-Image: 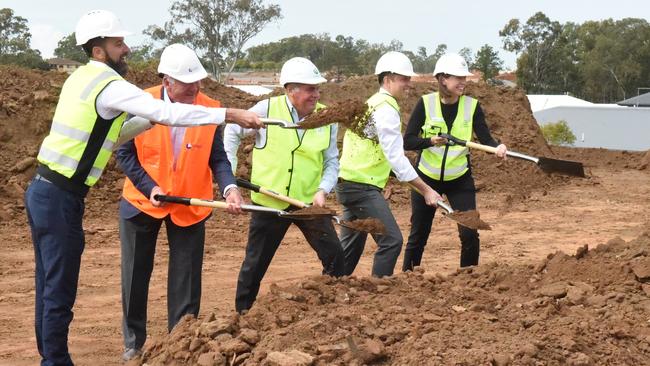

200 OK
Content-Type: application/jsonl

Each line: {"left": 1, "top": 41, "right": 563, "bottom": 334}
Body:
{"left": 146, "top": 0, "right": 281, "bottom": 80}
{"left": 540, "top": 120, "right": 576, "bottom": 146}
{"left": 0, "top": 8, "right": 47, "bottom": 69}
{"left": 472, "top": 44, "right": 503, "bottom": 80}
{"left": 499, "top": 12, "right": 563, "bottom": 92}
{"left": 54, "top": 33, "right": 88, "bottom": 63}
{"left": 0, "top": 8, "right": 30, "bottom": 55}
{"left": 458, "top": 47, "right": 473, "bottom": 66}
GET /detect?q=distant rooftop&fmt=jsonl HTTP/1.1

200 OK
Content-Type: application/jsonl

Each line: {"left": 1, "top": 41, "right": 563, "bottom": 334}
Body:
{"left": 618, "top": 92, "right": 650, "bottom": 107}
{"left": 527, "top": 94, "right": 593, "bottom": 113}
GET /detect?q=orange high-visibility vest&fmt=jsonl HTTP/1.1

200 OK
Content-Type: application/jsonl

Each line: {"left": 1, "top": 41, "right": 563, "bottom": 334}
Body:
{"left": 121, "top": 86, "right": 219, "bottom": 226}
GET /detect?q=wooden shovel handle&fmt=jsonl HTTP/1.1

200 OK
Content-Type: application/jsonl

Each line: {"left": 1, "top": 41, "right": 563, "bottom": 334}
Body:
{"left": 465, "top": 141, "right": 498, "bottom": 154}
{"left": 236, "top": 178, "right": 308, "bottom": 208}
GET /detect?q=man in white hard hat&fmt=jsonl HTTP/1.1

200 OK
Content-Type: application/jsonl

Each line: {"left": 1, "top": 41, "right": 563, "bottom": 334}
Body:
{"left": 23, "top": 10, "right": 262, "bottom": 366}
{"left": 336, "top": 51, "right": 442, "bottom": 277}
{"left": 224, "top": 57, "right": 345, "bottom": 313}
{"left": 115, "top": 43, "right": 245, "bottom": 361}
{"left": 402, "top": 52, "right": 507, "bottom": 270}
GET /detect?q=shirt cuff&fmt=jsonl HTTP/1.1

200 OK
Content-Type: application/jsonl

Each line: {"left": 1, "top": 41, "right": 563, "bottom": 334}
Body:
{"left": 222, "top": 184, "right": 238, "bottom": 198}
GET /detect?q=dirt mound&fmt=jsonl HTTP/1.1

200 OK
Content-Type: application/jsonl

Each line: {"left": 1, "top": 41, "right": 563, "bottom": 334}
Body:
{"left": 136, "top": 231, "right": 650, "bottom": 365}
{"left": 0, "top": 65, "right": 262, "bottom": 223}
{"left": 640, "top": 150, "right": 650, "bottom": 170}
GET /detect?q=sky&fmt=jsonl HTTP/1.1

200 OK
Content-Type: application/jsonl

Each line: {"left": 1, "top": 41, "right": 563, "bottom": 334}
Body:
{"left": 4, "top": 0, "right": 650, "bottom": 70}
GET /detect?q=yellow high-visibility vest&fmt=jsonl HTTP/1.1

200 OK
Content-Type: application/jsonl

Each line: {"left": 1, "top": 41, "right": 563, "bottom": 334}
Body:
{"left": 37, "top": 63, "right": 126, "bottom": 187}
{"left": 250, "top": 95, "right": 331, "bottom": 209}
{"left": 418, "top": 93, "right": 477, "bottom": 181}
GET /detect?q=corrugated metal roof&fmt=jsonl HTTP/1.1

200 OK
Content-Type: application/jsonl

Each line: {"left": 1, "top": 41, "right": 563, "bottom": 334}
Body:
{"left": 618, "top": 92, "right": 650, "bottom": 107}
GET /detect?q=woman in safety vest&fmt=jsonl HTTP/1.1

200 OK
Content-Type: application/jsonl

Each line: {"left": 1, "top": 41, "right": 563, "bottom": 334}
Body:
{"left": 402, "top": 53, "right": 507, "bottom": 270}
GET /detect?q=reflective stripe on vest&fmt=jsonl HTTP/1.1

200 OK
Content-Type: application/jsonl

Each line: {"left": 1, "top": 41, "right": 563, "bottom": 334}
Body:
{"left": 418, "top": 93, "right": 477, "bottom": 181}
{"left": 250, "top": 95, "right": 331, "bottom": 209}
{"left": 338, "top": 92, "right": 400, "bottom": 189}
{"left": 121, "top": 87, "right": 220, "bottom": 226}
{"left": 37, "top": 63, "right": 126, "bottom": 186}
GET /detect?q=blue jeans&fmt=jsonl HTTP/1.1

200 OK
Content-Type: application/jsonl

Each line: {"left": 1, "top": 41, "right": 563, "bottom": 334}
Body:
{"left": 25, "top": 177, "right": 85, "bottom": 366}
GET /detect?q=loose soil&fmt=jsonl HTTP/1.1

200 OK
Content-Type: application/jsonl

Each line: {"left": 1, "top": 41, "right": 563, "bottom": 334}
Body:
{"left": 1, "top": 65, "right": 649, "bottom": 366}
{"left": 446, "top": 210, "right": 492, "bottom": 231}
{"left": 300, "top": 100, "right": 370, "bottom": 132}
{"left": 341, "top": 218, "right": 387, "bottom": 236}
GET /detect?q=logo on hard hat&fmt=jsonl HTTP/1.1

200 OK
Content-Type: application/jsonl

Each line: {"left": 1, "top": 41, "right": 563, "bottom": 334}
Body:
{"left": 313, "top": 68, "right": 318, "bottom": 75}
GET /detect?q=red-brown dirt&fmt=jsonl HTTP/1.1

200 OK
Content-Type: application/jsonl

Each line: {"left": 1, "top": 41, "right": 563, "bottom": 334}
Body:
{"left": 1, "top": 65, "right": 649, "bottom": 366}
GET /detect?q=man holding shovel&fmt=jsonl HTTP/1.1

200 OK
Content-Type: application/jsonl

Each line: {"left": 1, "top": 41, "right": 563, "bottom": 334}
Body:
{"left": 23, "top": 10, "right": 261, "bottom": 366}
{"left": 336, "top": 51, "right": 442, "bottom": 278}
{"left": 224, "top": 57, "right": 345, "bottom": 313}
{"left": 402, "top": 53, "right": 507, "bottom": 270}
{"left": 115, "top": 44, "right": 246, "bottom": 361}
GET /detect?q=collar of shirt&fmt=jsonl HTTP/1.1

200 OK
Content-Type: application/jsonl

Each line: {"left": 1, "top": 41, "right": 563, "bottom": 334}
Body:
{"left": 88, "top": 60, "right": 119, "bottom": 75}
{"left": 379, "top": 87, "right": 393, "bottom": 97}
{"left": 284, "top": 95, "right": 302, "bottom": 122}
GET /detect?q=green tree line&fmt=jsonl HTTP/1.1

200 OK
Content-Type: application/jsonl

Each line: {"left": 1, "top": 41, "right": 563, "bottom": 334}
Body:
{"left": 3, "top": 3, "right": 649, "bottom": 103}
{"left": 501, "top": 11, "right": 650, "bottom": 102}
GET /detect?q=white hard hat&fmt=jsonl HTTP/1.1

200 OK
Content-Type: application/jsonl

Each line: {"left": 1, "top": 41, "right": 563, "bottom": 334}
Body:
{"left": 374, "top": 51, "right": 417, "bottom": 77}
{"left": 158, "top": 44, "right": 208, "bottom": 83}
{"left": 433, "top": 53, "right": 473, "bottom": 77}
{"left": 75, "top": 10, "right": 132, "bottom": 46}
{"left": 279, "top": 57, "right": 326, "bottom": 86}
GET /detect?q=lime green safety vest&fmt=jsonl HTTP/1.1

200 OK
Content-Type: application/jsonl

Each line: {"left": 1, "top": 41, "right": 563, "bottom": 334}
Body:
{"left": 338, "top": 92, "right": 400, "bottom": 189}
{"left": 418, "top": 93, "right": 477, "bottom": 181}
{"left": 250, "top": 96, "right": 331, "bottom": 209}
{"left": 37, "top": 63, "right": 126, "bottom": 187}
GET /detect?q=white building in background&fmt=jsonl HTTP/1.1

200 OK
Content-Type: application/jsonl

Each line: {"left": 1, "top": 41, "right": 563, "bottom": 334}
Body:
{"left": 528, "top": 94, "right": 650, "bottom": 151}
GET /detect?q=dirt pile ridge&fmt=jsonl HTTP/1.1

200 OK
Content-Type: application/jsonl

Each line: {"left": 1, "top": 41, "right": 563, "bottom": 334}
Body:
{"left": 137, "top": 231, "right": 650, "bottom": 365}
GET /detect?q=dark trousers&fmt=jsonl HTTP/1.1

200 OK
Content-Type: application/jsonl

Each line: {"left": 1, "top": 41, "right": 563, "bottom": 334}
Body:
{"left": 120, "top": 212, "right": 206, "bottom": 350}
{"left": 335, "top": 181, "right": 403, "bottom": 277}
{"left": 25, "top": 177, "right": 85, "bottom": 366}
{"left": 403, "top": 172, "right": 479, "bottom": 270}
{"left": 235, "top": 211, "right": 344, "bottom": 313}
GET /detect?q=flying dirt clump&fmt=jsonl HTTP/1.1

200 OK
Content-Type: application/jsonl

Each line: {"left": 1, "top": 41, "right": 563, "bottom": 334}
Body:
{"left": 341, "top": 217, "right": 386, "bottom": 235}
{"left": 300, "top": 100, "right": 371, "bottom": 133}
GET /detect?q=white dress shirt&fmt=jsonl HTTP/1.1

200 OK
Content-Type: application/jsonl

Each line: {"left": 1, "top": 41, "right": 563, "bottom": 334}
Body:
{"left": 224, "top": 96, "right": 339, "bottom": 193}
{"left": 372, "top": 88, "right": 418, "bottom": 182}
{"left": 92, "top": 61, "right": 226, "bottom": 125}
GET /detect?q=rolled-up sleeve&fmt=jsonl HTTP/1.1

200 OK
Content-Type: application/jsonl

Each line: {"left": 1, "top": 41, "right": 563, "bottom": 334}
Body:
{"left": 374, "top": 105, "right": 418, "bottom": 182}
{"left": 97, "top": 80, "right": 226, "bottom": 126}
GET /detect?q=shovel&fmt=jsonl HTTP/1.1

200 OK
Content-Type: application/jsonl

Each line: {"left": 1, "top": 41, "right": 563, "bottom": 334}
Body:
{"left": 235, "top": 178, "right": 386, "bottom": 235}
{"left": 440, "top": 133, "right": 585, "bottom": 177}
{"left": 227, "top": 117, "right": 301, "bottom": 129}
{"left": 407, "top": 184, "right": 491, "bottom": 230}
{"left": 153, "top": 194, "right": 311, "bottom": 219}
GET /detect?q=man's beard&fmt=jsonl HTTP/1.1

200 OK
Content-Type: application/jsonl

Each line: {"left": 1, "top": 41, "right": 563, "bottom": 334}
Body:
{"left": 106, "top": 55, "right": 128, "bottom": 76}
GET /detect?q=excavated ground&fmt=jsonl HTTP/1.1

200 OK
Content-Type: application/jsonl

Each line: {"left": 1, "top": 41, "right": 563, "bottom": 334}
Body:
{"left": 0, "top": 65, "right": 649, "bottom": 366}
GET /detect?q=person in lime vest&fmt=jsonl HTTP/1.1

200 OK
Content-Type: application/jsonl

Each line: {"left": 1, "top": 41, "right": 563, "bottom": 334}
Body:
{"left": 336, "top": 51, "right": 442, "bottom": 278}
{"left": 402, "top": 53, "right": 507, "bottom": 271}
{"left": 23, "top": 10, "right": 262, "bottom": 366}
{"left": 115, "top": 44, "right": 245, "bottom": 361}
{"left": 224, "top": 57, "right": 345, "bottom": 313}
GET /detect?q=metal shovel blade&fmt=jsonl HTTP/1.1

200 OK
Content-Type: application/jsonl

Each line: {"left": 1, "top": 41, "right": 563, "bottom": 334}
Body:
{"left": 537, "top": 157, "right": 585, "bottom": 177}
{"left": 260, "top": 118, "right": 301, "bottom": 129}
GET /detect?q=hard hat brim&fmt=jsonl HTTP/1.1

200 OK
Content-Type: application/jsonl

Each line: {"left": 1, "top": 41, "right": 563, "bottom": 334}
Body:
{"left": 171, "top": 70, "right": 209, "bottom": 84}
{"left": 75, "top": 30, "right": 133, "bottom": 46}
{"left": 282, "top": 75, "right": 327, "bottom": 85}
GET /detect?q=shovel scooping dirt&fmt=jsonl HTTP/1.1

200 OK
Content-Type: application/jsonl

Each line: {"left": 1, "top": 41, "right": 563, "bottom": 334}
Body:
{"left": 289, "top": 207, "right": 387, "bottom": 235}
{"left": 436, "top": 200, "right": 491, "bottom": 231}
{"left": 445, "top": 210, "right": 492, "bottom": 230}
